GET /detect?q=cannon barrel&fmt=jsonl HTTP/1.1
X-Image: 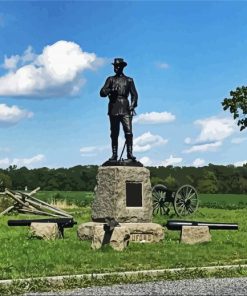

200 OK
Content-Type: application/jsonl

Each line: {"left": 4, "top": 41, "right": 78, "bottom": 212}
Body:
{"left": 165, "top": 220, "right": 238, "bottom": 231}
{"left": 8, "top": 218, "right": 77, "bottom": 228}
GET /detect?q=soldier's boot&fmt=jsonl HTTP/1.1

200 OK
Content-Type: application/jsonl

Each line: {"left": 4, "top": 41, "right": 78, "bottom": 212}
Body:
{"left": 109, "top": 145, "right": 118, "bottom": 161}
{"left": 126, "top": 134, "right": 136, "bottom": 161}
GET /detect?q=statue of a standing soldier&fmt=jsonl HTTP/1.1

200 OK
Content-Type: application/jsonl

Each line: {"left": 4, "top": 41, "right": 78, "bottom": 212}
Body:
{"left": 100, "top": 58, "right": 138, "bottom": 162}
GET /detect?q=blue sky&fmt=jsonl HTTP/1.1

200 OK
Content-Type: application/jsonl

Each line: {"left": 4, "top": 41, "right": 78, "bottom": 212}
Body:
{"left": 0, "top": 1, "right": 247, "bottom": 169}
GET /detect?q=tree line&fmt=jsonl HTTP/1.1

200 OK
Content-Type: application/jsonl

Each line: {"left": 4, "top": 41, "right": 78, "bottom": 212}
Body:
{"left": 0, "top": 163, "right": 247, "bottom": 194}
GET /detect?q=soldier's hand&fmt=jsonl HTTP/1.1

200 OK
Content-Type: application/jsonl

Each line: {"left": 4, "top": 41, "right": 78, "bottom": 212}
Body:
{"left": 110, "top": 88, "right": 118, "bottom": 96}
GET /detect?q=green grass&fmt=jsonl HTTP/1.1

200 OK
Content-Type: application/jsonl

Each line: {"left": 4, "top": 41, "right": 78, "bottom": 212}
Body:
{"left": 35, "top": 191, "right": 94, "bottom": 207}
{"left": 0, "top": 207, "right": 247, "bottom": 281}
{"left": 1, "top": 192, "right": 247, "bottom": 294}
{"left": 199, "top": 193, "right": 247, "bottom": 209}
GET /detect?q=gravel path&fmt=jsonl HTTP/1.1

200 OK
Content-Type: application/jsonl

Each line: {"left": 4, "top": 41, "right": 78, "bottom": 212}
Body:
{"left": 26, "top": 277, "right": 247, "bottom": 295}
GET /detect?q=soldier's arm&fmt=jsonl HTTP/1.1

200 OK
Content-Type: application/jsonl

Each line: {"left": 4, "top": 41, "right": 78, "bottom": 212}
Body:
{"left": 100, "top": 77, "right": 112, "bottom": 97}
{"left": 129, "top": 78, "right": 138, "bottom": 109}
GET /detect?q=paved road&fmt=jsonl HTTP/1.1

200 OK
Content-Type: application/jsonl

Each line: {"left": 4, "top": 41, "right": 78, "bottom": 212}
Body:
{"left": 26, "top": 277, "right": 247, "bottom": 295}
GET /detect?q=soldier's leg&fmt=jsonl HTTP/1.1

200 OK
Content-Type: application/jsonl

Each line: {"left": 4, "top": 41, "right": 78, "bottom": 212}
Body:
{"left": 121, "top": 115, "right": 136, "bottom": 160}
{"left": 109, "top": 116, "right": 120, "bottom": 160}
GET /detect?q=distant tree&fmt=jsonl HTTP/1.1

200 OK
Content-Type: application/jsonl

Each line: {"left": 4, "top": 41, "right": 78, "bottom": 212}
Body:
{"left": 222, "top": 86, "right": 247, "bottom": 131}
{"left": 164, "top": 174, "right": 178, "bottom": 190}
{"left": 197, "top": 171, "right": 218, "bottom": 193}
{"left": 0, "top": 172, "right": 12, "bottom": 191}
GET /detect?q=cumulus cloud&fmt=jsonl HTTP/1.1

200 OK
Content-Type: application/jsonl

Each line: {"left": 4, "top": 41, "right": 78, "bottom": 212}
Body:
{"left": 0, "top": 104, "right": 33, "bottom": 126}
{"left": 139, "top": 156, "right": 152, "bottom": 166}
{"left": 194, "top": 117, "right": 236, "bottom": 143}
{"left": 184, "top": 116, "right": 237, "bottom": 154}
{"left": 234, "top": 160, "right": 247, "bottom": 167}
{"left": 0, "top": 40, "right": 104, "bottom": 97}
{"left": 133, "top": 111, "right": 175, "bottom": 124}
{"left": 134, "top": 132, "right": 168, "bottom": 152}
{"left": 161, "top": 155, "right": 183, "bottom": 167}
{"left": 0, "top": 158, "right": 9, "bottom": 166}
{"left": 184, "top": 137, "right": 192, "bottom": 144}
{"left": 3, "top": 55, "right": 20, "bottom": 70}
{"left": 192, "top": 158, "right": 206, "bottom": 167}
{"left": 0, "top": 154, "right": 45, "bottom": 168}
{"left": 184, "top": 141, "right": 222, "bottom": 153}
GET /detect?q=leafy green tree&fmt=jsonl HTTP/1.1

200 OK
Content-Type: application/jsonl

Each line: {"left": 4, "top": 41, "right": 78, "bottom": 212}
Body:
{"left": 0, "top": 172, "right": 12, "bottom": 191}
{"left": 222, "top": 86, "right": 247, "bottom": 131}
{"left": 164, "top": 175, "right": 178, "bottom": 190}
{"left": 197, "top": 171, "right": 218, "bottom": 193}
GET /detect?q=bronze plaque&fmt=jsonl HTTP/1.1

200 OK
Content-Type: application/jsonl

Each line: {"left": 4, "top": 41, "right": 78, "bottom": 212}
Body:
{"left": 126, "top": 181, "right": 142, "bottom": 207}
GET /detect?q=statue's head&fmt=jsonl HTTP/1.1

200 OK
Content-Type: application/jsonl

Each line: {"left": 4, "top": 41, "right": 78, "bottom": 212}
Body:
{"left": 112, "top": 58, "right": 127, "bottom": 74}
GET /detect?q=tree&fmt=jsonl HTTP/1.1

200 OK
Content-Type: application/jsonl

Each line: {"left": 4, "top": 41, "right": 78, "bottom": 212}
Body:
{"left": 197, "top": 171, "right": 218, "bottom": 193}
{"left": 0, "top": 172, "right": 12, "bottom": 191}
{"left": 222, "top": 86, "right": 247, "bottom": 131}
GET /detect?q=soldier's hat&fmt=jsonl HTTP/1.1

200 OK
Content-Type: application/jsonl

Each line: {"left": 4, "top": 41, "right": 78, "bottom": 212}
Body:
{"left": 112, "top": 58, "right": 127, "bottom": 67}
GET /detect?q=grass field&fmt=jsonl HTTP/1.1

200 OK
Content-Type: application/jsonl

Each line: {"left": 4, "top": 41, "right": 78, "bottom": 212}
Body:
{"left": 0, "top": 192, "right": 247, "bottom": 294}
{"left": 33, "top": 191, "right": 247, "bottom": 209}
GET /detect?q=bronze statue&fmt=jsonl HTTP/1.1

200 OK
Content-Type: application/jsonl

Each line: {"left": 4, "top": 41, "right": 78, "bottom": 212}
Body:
{"left": 100, "top": 58, "right": 138, "bottom": 162}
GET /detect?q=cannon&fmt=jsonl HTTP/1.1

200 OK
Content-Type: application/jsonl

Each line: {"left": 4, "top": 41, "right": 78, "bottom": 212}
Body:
{"left": 152, "top": 184, "right": 199, "bottom": 217}
{"left": 165, "top": 220, "right": 238, "bottom": 231}
{"left": 8, "top": 218, "right": 77, "bottom": 237}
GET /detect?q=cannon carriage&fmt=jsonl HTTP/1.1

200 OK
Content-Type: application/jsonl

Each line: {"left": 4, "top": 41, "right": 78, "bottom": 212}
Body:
{"left": 152, "top": 184, "right": 199, "bottom": 216}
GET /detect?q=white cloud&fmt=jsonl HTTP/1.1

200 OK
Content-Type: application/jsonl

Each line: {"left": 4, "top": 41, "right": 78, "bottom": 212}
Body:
{"left": 194, "top": 117, "right": 236, "bottom": 143}
{"left": 80, "top": 145, "right": 108, "bottom": 156}
{"left": 156, "top": 62, "right": 170, "bottom": 69}
{"left": 139, "top": 156, "right": 152, "bottom": 166}
{"left": 192, "top": 158, "right": 206, "bottom": 167}
{"left": 12, "top": 154, "right": 45, "bottom": 167}
{"left": 0, "top": 154, "right": 45, "bottom": 168}
{"left": 231, "top": 137, "right": 247, "bottom": 144}
{"left": 134, "top": 132, "right": 168, "bottom": 152}
{"left": 133, "top": 111, "right": 175, "bottom": 124}
{"left": 0, "top": 158, "right": 9, "bottom": 167}
{"left": 0, "top": 104, "right": 33, "bottom": 126}
{"left": 161, "top": 155, "right": 183, "bottom": 167}
{"left": 184, "top": 137, "right": 192, "bottom": 144}
{"left": 3, "top": 55, "right": 20, "bottom": 70}
{"left": 183, "top": 141, "right": 222, "bottom": 153}
{"left": 184, "top": 116, "right": 236, "bottom": 154}
{"left": 0, "top": 40, "right": 104, "bottom": 97}
{"left": 234, "top": 160, "right": 247, "bottom": 167}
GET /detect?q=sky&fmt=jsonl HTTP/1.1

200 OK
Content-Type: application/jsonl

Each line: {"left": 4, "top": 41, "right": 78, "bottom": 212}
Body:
{"left": 0, "top": 1, "right": 247, "bottom": 169}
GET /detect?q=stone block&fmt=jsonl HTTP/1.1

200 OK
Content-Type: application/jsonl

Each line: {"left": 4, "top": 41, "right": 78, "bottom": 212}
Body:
{"left": 180, "top": 226, "right": 211, "bottom": 244}
{"left": 77, "top": 222, "right": 103, "bottom": 240}
{"left": 122, "top": 222, "right": 164, "bottom": 243}
{"left": 78, "top": 222, "right": 164, "bottom": 244}
{"left": 30, "top": 223, "right": 61, "bottom": 240}
{"left": 91, "top": 225, "right": 130, "bottom": 251}
{"left": 92, "top": 166, "right": 153, "bottom": 223}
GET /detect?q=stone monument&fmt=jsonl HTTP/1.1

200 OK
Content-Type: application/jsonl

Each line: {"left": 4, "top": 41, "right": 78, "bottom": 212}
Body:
{"left": 77, "top": 58, "right": 164, "bottom": 248}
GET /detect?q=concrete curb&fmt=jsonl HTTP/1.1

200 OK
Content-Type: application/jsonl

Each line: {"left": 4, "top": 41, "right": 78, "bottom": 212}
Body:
{"left": 1, "top": 264, "right": 247, "bottom": 286}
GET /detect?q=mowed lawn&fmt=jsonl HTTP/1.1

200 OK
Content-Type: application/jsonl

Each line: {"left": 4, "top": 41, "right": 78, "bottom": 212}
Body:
{"left": 0, "top": 191, "right": 247, "bottom": 281}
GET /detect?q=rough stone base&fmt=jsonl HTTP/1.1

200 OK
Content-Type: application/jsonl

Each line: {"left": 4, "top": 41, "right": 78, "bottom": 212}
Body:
{"left": 92, "top": 166, "right": 153, "bottom": 223}
{"left": 30, "top": 223, "right": 61, "bottom": 240}
{"left": 91, "top": 225, "right": 130, "bottom": 251}
{"left": 180, "top": 226, "right": 211, "bottom": 244}
{"left": 78, "top": 222, "right": 164, "bottom": 243}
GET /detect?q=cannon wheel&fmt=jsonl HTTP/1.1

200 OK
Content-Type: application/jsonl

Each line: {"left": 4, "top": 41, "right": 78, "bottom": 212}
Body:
{"left": 174, "top": 185, "right": 199, "bottom": 216}
{"left": 152, "top": 184, "right": 171, "bottom": 215}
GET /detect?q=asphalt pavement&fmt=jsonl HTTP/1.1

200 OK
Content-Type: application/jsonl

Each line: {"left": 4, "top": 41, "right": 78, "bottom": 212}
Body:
{"left": 26, "top": 276, "right": 247, "bottom": 295}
